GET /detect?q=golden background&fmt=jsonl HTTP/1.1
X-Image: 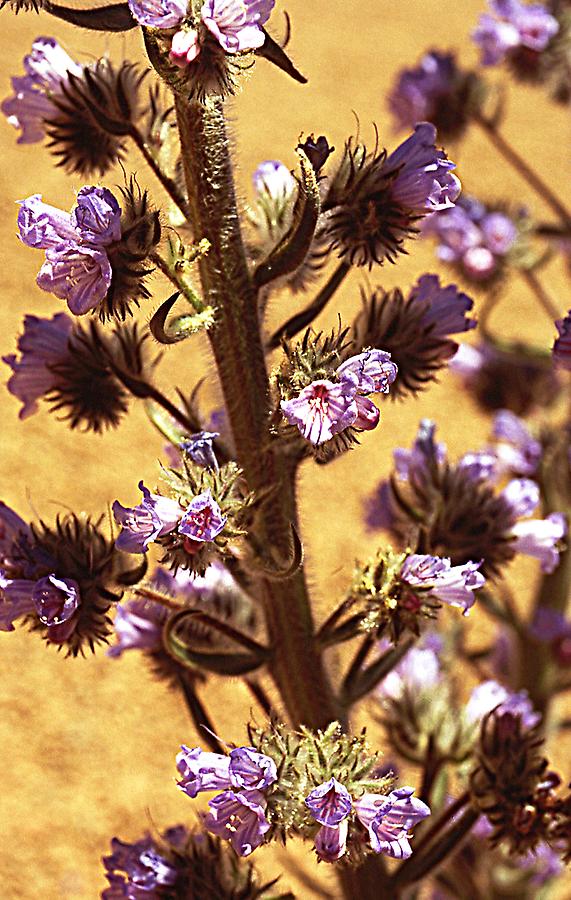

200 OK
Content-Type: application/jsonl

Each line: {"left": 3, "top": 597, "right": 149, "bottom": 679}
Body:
{"left": 0, "top": 1, "right": 570, "bottom": 897}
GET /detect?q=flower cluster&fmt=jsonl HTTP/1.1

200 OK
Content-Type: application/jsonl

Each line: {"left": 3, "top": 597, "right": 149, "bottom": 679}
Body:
{"left": 389, "top": 50, "right": 483, "bottom": 140}
{"left": 113, "top": 460, "right": 252, "bottom": 573}
{"left": 2, "top": 38, "right": 145, "bottom": 175}
{"left": 367, "top": 420, "right": 567, "bottom": 578}
{"left": 18, "top": 182, "right": 160, "bottom": 319}
{"left": 3, "top": 312, "right": 153, "bottom": 430}
{"left": 177, "top": 722, "right": 430, "bottom": 863}
{"left": 473, "top": 0, "right": 559, "bottom": 68}
{"left": 321, "top": 122, "right": 460, "bottom": 267}
{"left": 0, "top": 501, "right": 143, "bottom": 655}
{"left": 423, "top": 195, "right": 525, "bottom": 283}
{"left": 351, "top": 274, "right": 477, "bottom": 399}
{"left": 280, "top": 348, "right": 397, "bottom": 448}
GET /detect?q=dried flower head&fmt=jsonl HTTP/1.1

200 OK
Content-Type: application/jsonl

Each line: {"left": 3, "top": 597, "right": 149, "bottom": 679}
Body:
{"left": 321, "top": 122, "right": 460, "bottom": 268}
{"left": 350, "top": 274, "right": 476, "bottom": 399}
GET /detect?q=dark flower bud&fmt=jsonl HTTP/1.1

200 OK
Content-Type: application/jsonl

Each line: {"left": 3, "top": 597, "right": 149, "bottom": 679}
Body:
{"left": 297, "top": 134, "right": 335, "bottom": 174}
{"left": 0, "top": 0, "right": 44, "bottom": 10}
{"left": 46, "top": 60, "right": 146, "bottom": 176}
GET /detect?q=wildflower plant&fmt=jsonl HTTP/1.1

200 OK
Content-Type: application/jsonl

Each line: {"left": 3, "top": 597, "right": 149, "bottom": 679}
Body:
{"left": 1, "top": 0, "right": 571, "bottom": 897}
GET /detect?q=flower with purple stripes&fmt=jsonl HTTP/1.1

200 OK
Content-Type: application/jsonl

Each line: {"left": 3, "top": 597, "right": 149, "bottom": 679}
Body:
{"left": 203, "top": 789, "right": 270, "bottom": 856}
{"left": 305, "top": 778, "right": 353, "bottom": 826}
{"left": 201, "top": 0, "right": 275, "bottom": 53}
{"left": 355, "top": 787, "right": 430, "bottom": 859}
{"left": 3, "top": 313, "right": 72, "bottom": 420}
{"left": 229, "top": 747, "right": 278, "bottom": 791}
{"left": 113, "top": 482, "right": 183, "bottom": 554}
{"left": 176, "top": 745, "right": 232, "bottom": 797}
{"left": 400, "top": 553, "right": 485, "bottom": 615}
{"left": 127, "top": 0, "right": 189, "bottom": 28}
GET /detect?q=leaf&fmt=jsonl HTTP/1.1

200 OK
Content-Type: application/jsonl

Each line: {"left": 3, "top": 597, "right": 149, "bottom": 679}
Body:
{"left": 255, "top": 28, "right": 307, "bottom": 84}
{"left": 44, "top": 1, "right": 137, "bottom": 31}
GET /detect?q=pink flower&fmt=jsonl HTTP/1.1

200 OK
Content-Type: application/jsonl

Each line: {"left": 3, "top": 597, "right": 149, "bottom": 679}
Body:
{"left": 201, "top": 0, "right": 274, "bottom": 53}
{"left": 280, "top": 378, "right": 359, "bottom": 445}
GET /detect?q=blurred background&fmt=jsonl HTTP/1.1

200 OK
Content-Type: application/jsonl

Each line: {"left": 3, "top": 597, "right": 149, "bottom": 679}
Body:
{"left": 0, "top": 1, "right": 570, "bottom": 896}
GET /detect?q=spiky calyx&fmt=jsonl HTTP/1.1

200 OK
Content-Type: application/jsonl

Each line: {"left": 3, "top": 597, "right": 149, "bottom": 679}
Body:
{"left": 17, "top": 514, "right": 146, "bottom": 656}
{"left": 102, "top": 178, "right": 161, "bottom": 321}
{"left": 248, "top": 721, "right": 392, "bottom": 860}
{"left": 157, "top": 460, "right": 254, "bottom": 574}
{"left": 46, "top": 320, "right": 153, "bottom": 432}
{"left": 389, "top": 461, "right": 517, "bottom": 578}
{"left": 276, "top": 325, "right": 352, "bottom": 400}
{"left": 45, "top": 61, "right": 146, "bottom": 176}
{"left": 350, "top": 287, "right": 458, "bottom": 400}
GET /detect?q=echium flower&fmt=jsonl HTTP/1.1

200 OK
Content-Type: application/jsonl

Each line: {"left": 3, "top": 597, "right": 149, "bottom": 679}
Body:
{"left": 113, "top": 460, "right": 253, "bottom": 574}
{"left": 278, "top": 331, "right": 398, "bottom": 454}
{"left": 177, "top": 721, "right": 430, "bottom": 863}
{"left": 465, "top": 679, "right": 541, "bottom": 729}
{"left": 131, "top": 0, "right": 275, "bottom": 101}
{"left": 103, "top": 823, "right": 276, "bottom": 898}
{"left": 321, "top": 122, "right": 460, "bottom": 267}
{"left": 3, "top": 313, "right": 153, "bottom": 431}
{"left": 17, "top": 182, "right": 160, "bottom": 320}
{"left": 347, "top": 546, "right": 484, "bottom": 643}
{"left": 2, "top": 38, "right": 145, "bottom": 175}
{"left": 423, "top": 194, "right": 526, "bottom": 284}
{"left": 368, "top": 421, "right": 567, "bottom": 578}
{"left": 350, "top": 273, "right": 476, "bottom": 399}
{"left": 473, "top": 0, "right": 559, "bottom": 72}
{"left": 388, "top": 50, "right": 484, "bottom": 140}
{"left": 248, "top": 160, "right": 297, "bottom": 245}
{"left": 450, "top": 340, "right": 561, "bottom": 416}
{"left": 0, "top": 501, "right": 145, "bottom": 656}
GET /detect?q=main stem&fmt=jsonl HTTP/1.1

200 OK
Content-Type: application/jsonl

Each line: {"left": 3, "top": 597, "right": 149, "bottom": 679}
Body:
{"left": 174, "top": 96, "right": 339, "bottom": 729}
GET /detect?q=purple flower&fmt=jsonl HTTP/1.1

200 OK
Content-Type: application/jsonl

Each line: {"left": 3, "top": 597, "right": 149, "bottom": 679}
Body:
{"left": 492, "top": 410, "right": 542, "bottom": 476}
{"left": 336, "top": 349, "right": 398, "bottom": 395}
{"left": 36, "top": 242, "right": 113, "bottom": 315}
{"left": 408, "top": 274, "right": 477, "bottom": 337}
{"left": 2, "top": 37, "right": 81, "bottom": 144}
{"left": 280, "top": 378, "right": 360, "bottom": 445}
{"left": 521, "top": 841, "right": 565, "bottom": 886}
{"left": 201, "top": 0, "right": 275, "bottom": 53}
{"left": 178, "top": 489, "right": 226, "bottom": 543}
{"left": 314, "top": 820, "right": 349, "bottom": 862}
{"left": 389, "top": 51, "right": 461, "bottom": 132}
{"left": 127, "top": 0, "right": 188, "bottom": 28}
{"left": 32, "top": 573, "right": 80, "bottom": 626}
{"left": 501, "top": 477, "right": 540, "bottom": 518}
{"left": 458, "top": 450, "right": 499, "bottom": 482}
{"left": 113, "top": 482, "right": 183, "bottom": 554}
{"left": 203, "top": 789, "right": 270, "bottom": 856}
{"left": 1, "top": 573, "right": 80, "bottom": 642}
{"left": 169, "top": 28, "right": 201, "bottom": 67}
{"left": 393, "top": 419, "right": 446, "bottom": 481}
{"left": 179, "top": 432, "right": 220, "bottom": 470}
{"left": 480, "top": 212, "right": 517, "bottom": 255}
{"left": 305, "top": 778, "right": 353, "bottom": 826}
{"left": 17, "top": 194, "right": 77, "bottom": 249}
{"left": 176, "top": 745, "right": 231, "bottom": 797}
{"left": 465, "top": 679, "right": 541, "bottom": 728}
{"left": 102, "top": 828, "right": 185, "bottom": 898}
{"left": 510, "top": 512, "right": 567, "bottom": 573}
{"left": 0, "top": 501, "right": 30, "bottom": 563}
{"left": 229, "top": 747, "right": 277, "bottom": 791}
{"left": 253, "top": 160, "right": 296, "bottom": 201}
{"left": 71, "top": 186, "right": 122, "bottom": 246}
{"left": 355, "top": 787, "right": 430, "bottom": 859}
{"left": 107, "top": 599, "right": 167, "bottom": 658}
{"left": 0, "top": 577, "right": 36, "bottom": 632}
{"left": 3, "top": 313, "right": 72, "bottom": 419}
{"left": 473, "top": 0, "right": 559, "bottom": 65}
{"left": 400, "top": 553, "right": 485, "bottom": 614}
{"left": 553, "top": 310, "right": 571, "bottom": 370}
{"left": 378, "top": 642, "right": 442, "bottom": 700}
{"left": 385, "top": 123, "right": 461, "bottom": 214}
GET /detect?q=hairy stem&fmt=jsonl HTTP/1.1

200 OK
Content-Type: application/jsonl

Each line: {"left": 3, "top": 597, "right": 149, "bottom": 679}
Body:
{"left": 174, "top": 96, "right": 339, "bottom": 729}
{"left": 129, "top": 125, "right": 190, "bottom": 217}
{"left": 476, "top": 115, "right": 571, "bottom": 229}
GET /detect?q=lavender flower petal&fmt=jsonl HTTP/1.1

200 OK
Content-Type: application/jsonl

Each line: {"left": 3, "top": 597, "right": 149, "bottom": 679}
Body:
{"left": 203, "top": 789, "right": 270, "bottom": 856}
{"left": 71, "top": 186, "right": 122, "bottom": 246}
{"left": 229, "top": 747, "right": 278, "bottom": 791}
{"left": 386, "top": 123, "right": 461, "bottom": 214}
{"left": 3, "top": 313, "right": 72, "bottom": 419}
{"left": 178, "top": 489, "right": 227, "bottom": 542}
{"left": 510, "top": 512, "right": 567, "bottom": 573}
{"left": 176, "top": 745, "right": 231, "bottom": 797}
{"left": 17, "top": 194, "right": 76, "bottom": 249}
{"left": 280, "top": 378, "right": 358, "bottom": 445}
{"left": 113, "top": 482, "right": 182, "bottom": 554}
{"left": 336, "top": 349, "right": 398, "bottom": 394}
{"left": 304, "top": 777, "right": 353, "bottom": 826}
{"left": 314, "top": 820, "right": 348, "bottom": 862}
{"left": 36, "top": 242, "right": 113, "bottom": 315}
{"left": 201, "top": 0, "right": 275, "bottom": 53}
{"left": 127, "top": 0, "right": 188, "bottom": 28}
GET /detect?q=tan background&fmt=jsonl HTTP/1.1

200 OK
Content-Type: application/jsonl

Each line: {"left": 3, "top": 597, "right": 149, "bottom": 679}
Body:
{"left": 0, "top": 1, "right": 570, "bottom": 897}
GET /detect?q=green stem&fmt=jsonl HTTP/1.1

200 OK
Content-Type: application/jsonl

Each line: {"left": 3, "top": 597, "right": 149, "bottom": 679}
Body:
{"left": 475, "top": 115, "right": 571, "bottom": 229}
{"left": 174, "top": 96, "right": 339, "bottom": 729}
{"left": 129, "top": 125, "right": 190, "bottom": 217}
